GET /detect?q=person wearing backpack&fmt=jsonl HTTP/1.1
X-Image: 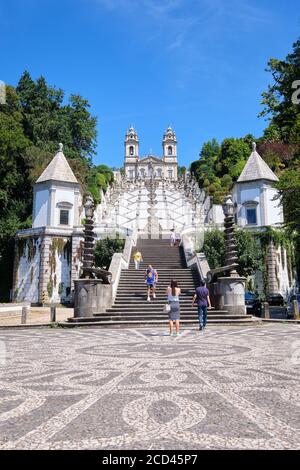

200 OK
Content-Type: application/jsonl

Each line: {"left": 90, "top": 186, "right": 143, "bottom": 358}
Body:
{"left": 144, "top": 264, "right": 158, "bottom": 302}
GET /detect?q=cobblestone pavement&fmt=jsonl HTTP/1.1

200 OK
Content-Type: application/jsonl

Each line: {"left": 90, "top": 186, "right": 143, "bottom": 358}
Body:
{"left": 0, "top": 324, "right": 299, "bottom": 450}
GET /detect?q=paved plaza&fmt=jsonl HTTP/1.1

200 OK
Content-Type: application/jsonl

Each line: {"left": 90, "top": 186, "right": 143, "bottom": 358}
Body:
{"left": 0, "top": 324, "right": 299, "bottom": 450}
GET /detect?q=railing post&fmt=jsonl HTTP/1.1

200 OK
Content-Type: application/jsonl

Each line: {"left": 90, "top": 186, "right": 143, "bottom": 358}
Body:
{"left": 263, "top": 302, "right": 270, "bottom": 319}
{"left": 292, "top": 299, "right": 299, "bottom": 320}
{"left": 50, "top": 304, "right": 56, "bottom": 322}
{"left": 21, "top": 304, "right": 29, "bottom": 324}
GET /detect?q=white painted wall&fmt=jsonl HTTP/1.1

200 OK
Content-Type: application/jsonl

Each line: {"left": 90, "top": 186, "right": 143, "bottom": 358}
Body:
{"left": 54, "top": 188, "right": 75, "bottom": 227}
{"left": 265, "top": 187, "right": 283, "bottom": 226}
{"left": 33, "top": 189, "right": 49, "bottom": 228}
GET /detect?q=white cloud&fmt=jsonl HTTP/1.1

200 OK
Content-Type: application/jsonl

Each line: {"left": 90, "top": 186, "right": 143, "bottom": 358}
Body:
{"left": 90, "top": 0, "right": 277, "bottom": 89}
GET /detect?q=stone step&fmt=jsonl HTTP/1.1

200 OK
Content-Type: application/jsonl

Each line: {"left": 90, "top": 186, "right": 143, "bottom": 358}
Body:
{"left": 116, "top": 286, "right": 197, "bottom": 291}
{"left": 66, "top": 318, "right": 256, "bottom": 326}
{"left": 114, "top": 298, "right": 198, "bottom": 301}
{"left": 119, "top": 282, "right": 196, "bottom": 286}
{"left": 119, "top": 280, "right": 197, "bottom": 283}
{"left": 122, "top": 269, "right": 195, "bottom": 272}
{"left": 102, "top": 312, "right": 230, "bottom": 317}
{"left": 93, "top": 314, "right": 248, "bottom": 320}
{"left": 106, "top": 304, "right": 227, "bottom": 316}
{"left": 120, "top": 274, "right": 197, "bottom": 278}
{"left": 119, "top": 277, "right": 196, "bottom": 280}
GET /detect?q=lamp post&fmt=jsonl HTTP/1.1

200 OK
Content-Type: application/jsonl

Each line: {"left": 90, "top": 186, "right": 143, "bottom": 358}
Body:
{"left": 81, "top": 194, "right": 95, "bottom": 279}
{"left": 222, "top": 195, "right": 238, "bottom": 275}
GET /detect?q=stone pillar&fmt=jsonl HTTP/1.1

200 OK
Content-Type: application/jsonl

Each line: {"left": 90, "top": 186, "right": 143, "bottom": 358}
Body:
{"left": 267, "top": 240, "right": 278, "bottom": 294}
{"left": 263, "top": 302, "right": 270, "bottom": 319}
{"left": 74, "top": 280, "right": 113, "bottom": 317}
{"left": 12, "top": 239, "right": 20, "bottom": 301}
{"left": 292, "top": 300, "right": 299, "bottom": 320}
{"left": 216, "top": 277, "right": 247, "bottom": 315}
{"left": 38, "top": 235, "right": 52, "bottom": 304}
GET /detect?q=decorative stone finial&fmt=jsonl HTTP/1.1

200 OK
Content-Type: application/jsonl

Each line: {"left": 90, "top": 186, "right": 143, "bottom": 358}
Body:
{"left": 252, "top": 142, "right": 257, "bottom": 152}
{"left": 58, "top": 143, "right": 63, "bottom": 152}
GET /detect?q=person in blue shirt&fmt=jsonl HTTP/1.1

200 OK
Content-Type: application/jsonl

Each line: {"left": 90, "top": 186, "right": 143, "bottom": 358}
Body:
{"left": 144, "top": 264, "right": 158, "bottom": 302}
{"left": 192, "top": 280, "right": 212, "bottom": 330}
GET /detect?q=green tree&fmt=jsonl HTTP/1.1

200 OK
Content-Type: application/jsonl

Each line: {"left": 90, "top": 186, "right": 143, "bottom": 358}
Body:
{"left": 94, "top": 236, "right": 125, "bottom": 269}
{"left": 203, "top": 229, "right": 264, "bottom": 278}
{"left": 16, "top": 71, "right": 97, "bottom": 161}
{"left": 0, "top": 73, "right": 100, "bottom": 300}
{"left": 275, "top": 169, "right": 300, "bottom": 234}
{"left": 202, "top": 230, "right": 225, "bottom": 269}
{"left": 219, "top": 138, "right": 251, "bottom": 178}
{"left": 260, "top": 38, "right": 300, "bottom": 146}
{"left": 235, "top": 230, "right": 264, "bottom": 277}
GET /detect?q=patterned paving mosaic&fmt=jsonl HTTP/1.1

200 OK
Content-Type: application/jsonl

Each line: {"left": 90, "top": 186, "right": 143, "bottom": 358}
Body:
{"left": 0, "top": 324, "right": 299, "bottom": 450}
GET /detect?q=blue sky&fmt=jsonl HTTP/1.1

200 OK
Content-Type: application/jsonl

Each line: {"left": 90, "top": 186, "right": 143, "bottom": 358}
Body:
{"left": 1, "top": 0, "right": 299, "bottom": 168}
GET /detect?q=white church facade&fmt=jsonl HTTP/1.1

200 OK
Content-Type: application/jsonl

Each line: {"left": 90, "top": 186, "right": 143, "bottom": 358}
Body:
{"left": 124, "top": 127, "right": 178, "bottom": 180}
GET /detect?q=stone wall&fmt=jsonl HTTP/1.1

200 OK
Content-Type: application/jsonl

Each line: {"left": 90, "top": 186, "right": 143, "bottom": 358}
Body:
{"left": 13, "top": 235, "right": 73, "bottom": 305}
{"left": 13, "top": 237, "right": 41, "bottom": 303}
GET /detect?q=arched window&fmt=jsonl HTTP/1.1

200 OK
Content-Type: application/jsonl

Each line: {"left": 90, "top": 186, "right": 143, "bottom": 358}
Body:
{"left": 168, "top": 146, "right": 172, "bottom": 155}
{"left": 129, "top": 146, "right": 134, "bottom": 156}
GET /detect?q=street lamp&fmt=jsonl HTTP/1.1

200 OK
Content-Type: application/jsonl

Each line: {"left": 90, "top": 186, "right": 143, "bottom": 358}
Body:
{"left": 84, "top": 194, "right": 94, "bottom": 219}
{"left": 222, "top": 194, "right": 234, "bottom": 217}
{"left": 82, "top": 194, "right": 95, "bottom": 278}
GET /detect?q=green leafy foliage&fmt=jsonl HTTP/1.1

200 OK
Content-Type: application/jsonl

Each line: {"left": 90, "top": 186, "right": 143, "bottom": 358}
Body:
{"left": 260, "top": 38, "right": 300, "bottom": 146}
{"left": 202, "top": 230, "right": 225, "bottom": 269}
{"left": 86, "top": 165, "right": 114, "bottom": 204}
{"left": 191, "top": 137, "right": 252, "bottom": 203}
{"left": 203, "top": 229, "right": 264, "bottom": 283}
{"left": 0, "top": 71, "right": 110, "bottom": 301}
{"left": 94, "top": 236, "right": 125, "bottom": 269}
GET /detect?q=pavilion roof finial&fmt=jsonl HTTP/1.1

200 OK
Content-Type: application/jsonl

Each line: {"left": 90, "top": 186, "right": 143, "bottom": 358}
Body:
{"left": 252, "top": 142, "right": 257, "bottom": 152}
{"left": 58, "top": 143, "right": 63, "bottom": 152}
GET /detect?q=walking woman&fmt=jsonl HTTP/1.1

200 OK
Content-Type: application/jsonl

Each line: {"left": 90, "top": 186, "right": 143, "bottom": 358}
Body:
{"left": 166, "top": 279, "right": 181, "bottom": 336}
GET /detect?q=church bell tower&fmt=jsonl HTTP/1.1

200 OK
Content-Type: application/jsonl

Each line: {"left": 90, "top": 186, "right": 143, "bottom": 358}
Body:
{"left": 162, "top": 126, "right": 177, "bottom": 161}
{"left": 162, "top": 126, "right": 178, "bottom": 180}
{"left": 124, "top": 126, "right": 139, "bottom": 179}
{"left": 125, "top": 126, "right": 139, "bottom": 162}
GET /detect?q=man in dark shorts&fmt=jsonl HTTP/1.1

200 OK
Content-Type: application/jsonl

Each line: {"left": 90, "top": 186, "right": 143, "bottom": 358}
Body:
{"left": 144, "top": 264, "right": 158, "bottom": 302}
{"left": 192, "top": 280, "right": 212, "bottom": 330}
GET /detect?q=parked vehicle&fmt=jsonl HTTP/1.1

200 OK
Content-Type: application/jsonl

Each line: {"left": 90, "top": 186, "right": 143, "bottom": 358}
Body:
{"left": 286, "top": 293, "right": 300, "bottom": 319}
{"left": 245, "top": 291, "right": 261, "bottom": 316}
{"left": 266, "top": 293, "right": 285, "bottom": 306}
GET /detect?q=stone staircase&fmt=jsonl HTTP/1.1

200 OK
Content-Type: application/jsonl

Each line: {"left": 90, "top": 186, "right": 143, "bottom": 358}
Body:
{"left": 67, "top": 239, "right": 256, "bottom": 327}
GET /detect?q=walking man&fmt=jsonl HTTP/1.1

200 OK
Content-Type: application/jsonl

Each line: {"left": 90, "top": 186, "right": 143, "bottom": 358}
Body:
{"left": 144, "top": 264, "right": 158, "bottom": 302}
{"left": 133, "top": 249, "right": 143, "bottom": 270}
{"left": 192, "top": 280, "right": 212, "bottom": 330}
